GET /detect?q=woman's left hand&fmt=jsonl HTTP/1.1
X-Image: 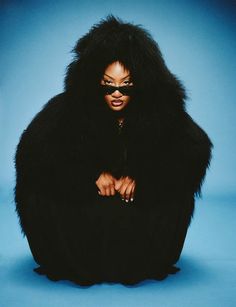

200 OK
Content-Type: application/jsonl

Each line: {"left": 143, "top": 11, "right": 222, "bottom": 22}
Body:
{"left": 115, "top": 176, "right": 136, "bottom": 203}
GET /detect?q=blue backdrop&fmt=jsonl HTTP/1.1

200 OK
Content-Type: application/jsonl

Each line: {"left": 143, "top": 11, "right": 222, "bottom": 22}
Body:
{"left": 1, "top": 0, "right": 235, "bottom": 198}
{"left": 1, "top": 1, "right": 236, "bottom": 307}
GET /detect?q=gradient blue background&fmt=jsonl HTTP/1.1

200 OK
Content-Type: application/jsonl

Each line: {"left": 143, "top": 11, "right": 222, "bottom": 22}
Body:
{"left": 1, "top": 1, "right": 236, "bottom": 306}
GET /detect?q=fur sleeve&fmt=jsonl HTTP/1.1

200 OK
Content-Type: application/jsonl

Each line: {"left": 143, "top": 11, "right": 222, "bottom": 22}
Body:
{"left": 179, "top": 112, "right": 213, "bottom": 197}
{"left": 123, "top": 111, "right": 212, "bottom": 203}
{"left": 14, "top": 94, "right": 103, "bottom": 221}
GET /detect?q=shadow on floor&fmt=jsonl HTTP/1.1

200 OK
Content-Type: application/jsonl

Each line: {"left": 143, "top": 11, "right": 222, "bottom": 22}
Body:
{"left": 7, "top": 253, "right": 212, "bottom": 290}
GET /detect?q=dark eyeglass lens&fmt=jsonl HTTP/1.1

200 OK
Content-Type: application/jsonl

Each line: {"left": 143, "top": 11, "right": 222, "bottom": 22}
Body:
{"left": 101, "top": 85, "right": 133, "bottom": 96}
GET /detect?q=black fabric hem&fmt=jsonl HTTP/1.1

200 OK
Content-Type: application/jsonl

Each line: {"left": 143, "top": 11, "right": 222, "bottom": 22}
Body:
{"left": 34, "top": 265, "right": 180, "bottom": 286}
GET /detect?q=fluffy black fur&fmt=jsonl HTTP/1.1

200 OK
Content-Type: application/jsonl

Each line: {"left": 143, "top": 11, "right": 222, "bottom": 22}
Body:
{"left": 15, "top": 15, "right": 212, "bottom": 285}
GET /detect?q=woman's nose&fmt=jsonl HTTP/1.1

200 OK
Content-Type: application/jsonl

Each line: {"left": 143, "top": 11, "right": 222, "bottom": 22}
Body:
{"left": 111, "top": 89, "right": 122, "bottom": 97}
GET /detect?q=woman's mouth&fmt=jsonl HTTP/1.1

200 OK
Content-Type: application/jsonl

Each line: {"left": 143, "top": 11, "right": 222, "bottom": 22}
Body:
{"left": 111, "top": 100, "right": 123, "bottom": 107}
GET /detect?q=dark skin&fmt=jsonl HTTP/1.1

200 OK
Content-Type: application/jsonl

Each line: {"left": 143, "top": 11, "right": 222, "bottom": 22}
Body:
{"left": 95, "top": 61, "right": 136, "bottom": 203}
{"left": 96, "top": 172, "right": 136, "bottom": 203}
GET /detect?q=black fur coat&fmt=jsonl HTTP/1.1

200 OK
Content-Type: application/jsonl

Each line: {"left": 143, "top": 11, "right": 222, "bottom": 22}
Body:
{"left": 15, "top": 16, "right": 212, "bottom": 285}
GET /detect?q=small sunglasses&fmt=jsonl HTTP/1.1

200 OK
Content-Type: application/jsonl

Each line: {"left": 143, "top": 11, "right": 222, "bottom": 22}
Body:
{"left": 100, "top": 85, "right": 134, "bottom": 96}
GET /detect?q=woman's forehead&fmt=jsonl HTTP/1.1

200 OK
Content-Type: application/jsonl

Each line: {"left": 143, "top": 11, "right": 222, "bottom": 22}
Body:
{"left": 103, "top": 61, "right": 131, "bottom": 80}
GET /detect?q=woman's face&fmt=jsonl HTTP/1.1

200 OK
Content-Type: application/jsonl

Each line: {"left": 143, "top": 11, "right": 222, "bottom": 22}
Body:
{"left": 100, "top": 61, "right": 133, "bottom": 112}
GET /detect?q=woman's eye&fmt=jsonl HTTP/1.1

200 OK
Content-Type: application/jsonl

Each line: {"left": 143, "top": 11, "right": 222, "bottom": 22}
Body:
{"left": 124, "top": 80, "right": 132, "bottom": 85}
{"left": 104, "top": 80, "right": 112, "bottom": 85}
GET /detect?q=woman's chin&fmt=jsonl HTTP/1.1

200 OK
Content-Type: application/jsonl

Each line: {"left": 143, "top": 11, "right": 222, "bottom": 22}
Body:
{"left": 109, "top": 103, "right": 127, "bottom": 111}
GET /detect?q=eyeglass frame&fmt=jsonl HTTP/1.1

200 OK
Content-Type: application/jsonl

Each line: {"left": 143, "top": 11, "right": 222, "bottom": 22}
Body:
{"left": 100, "top": 85, "right": 134, "bottom": 96}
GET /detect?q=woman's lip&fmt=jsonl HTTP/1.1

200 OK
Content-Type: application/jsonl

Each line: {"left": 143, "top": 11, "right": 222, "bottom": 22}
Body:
{"left": 111, "top": 100, "right": 123, "bottom": 106}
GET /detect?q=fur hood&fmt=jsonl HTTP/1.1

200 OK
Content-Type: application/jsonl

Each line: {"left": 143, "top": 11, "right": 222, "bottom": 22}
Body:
{"left": 63, "top": 15, "right": 187, "bottom": 134}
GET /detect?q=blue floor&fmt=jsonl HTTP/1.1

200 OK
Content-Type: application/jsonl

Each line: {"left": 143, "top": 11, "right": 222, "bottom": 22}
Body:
{"left": 1, "top": 192, "right": 236, "bottom": 307}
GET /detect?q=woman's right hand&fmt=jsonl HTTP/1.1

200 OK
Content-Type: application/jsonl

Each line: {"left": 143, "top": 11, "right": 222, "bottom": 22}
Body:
{"left": 95, "top": 172, "right": 116, "bottom": 196}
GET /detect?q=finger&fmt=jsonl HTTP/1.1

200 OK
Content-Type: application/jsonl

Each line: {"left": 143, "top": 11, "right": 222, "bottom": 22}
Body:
{"left": 130, "top": 183, "right": 136, "bottom": 202}
{"left": 99, "top": 186, "right": 106, "bottom": 196}
{"left": 124, "top": 182, "right": 133, "bottom": 203}
{"left": 120, "top": 181, "right": 131, "bottom": 202}
{"left": 110, "top": 185, "right": 116, "bottom": 196}
{"left": 119, "top": 182, "right": 127, "bottom": 199}
{"left": 117, "top": 182, "right": 125, "bottom": 201}
{"left": 114, "top": 177, "right": 123, "bottom": 191}
{"left": 99, "top": 190, "right": 106, "bottom": 196}
{"left": 105, "top": 186, "right": 111, "bottom": 196}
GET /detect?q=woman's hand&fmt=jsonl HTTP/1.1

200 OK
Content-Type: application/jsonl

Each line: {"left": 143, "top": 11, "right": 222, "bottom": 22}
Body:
{"left": 95, "top": 172, "right": 116, "bottom": 196}
{"left": 114, "top": 176, "right": 136, "bottom": 203}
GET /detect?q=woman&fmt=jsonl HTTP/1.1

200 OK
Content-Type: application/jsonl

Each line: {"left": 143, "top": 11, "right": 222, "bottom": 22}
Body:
{"left": 15, "top": 16, "right": 212, "bottom": 285}
{"left": 96, "top": 61, "right": 136, "bottom": 202}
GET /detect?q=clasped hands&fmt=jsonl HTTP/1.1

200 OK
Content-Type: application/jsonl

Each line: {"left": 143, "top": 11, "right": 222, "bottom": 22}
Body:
{"left": 95, "top": 172, "right": 136, "bottom": 203}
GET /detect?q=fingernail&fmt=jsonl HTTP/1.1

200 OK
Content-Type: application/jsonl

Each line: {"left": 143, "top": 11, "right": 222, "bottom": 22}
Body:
{"left": 125, "top": 199, "right": 129, "bottom": 203}
{"left": 131, "top": 198, "right": 134, "bottom": 202}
